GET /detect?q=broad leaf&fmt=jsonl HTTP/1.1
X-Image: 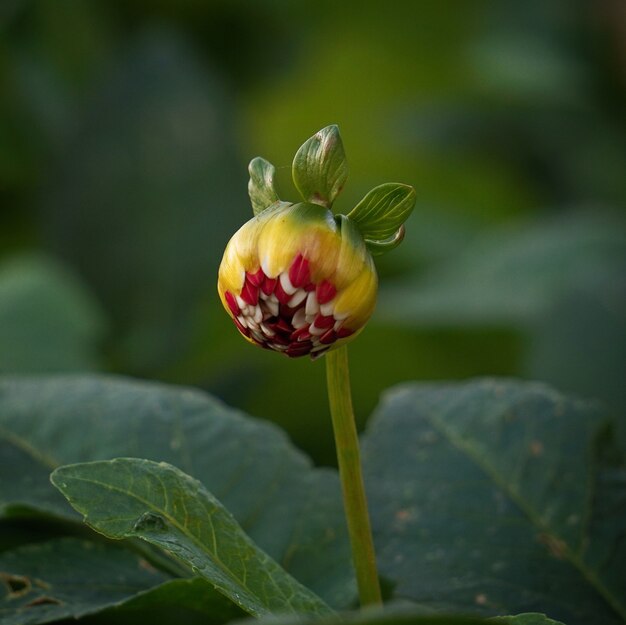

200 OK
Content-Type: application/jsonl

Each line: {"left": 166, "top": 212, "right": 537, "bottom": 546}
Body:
{"left": 499, "top": 615, "right": 566, "bottom": 625}
{"left": 0, "top": 375, "right": 353, "bottom": 608}
{"left": 39, "top": 32, "right": 247, "bottom": 373}
{"left": 362, "top": 379, "right": 626, "bottom": 625}
{"left": 0, "top": 439, "right": 70, "bottom": 519}
{"left": 233, "top": 606, "right": 564, "bottom": 625}
{"left": 347, "top": 183, "right": 416, "bottom": 241}
{"left": 0, "top": 537, "right": 169, "bottom": 625}
{"left": 377, "top": 211, "right": 626, "bottom": 417}
{"left": 52, "top": 458, "right": 333, "bottom": 617}
{"left": 292, "top": 125, "right": 348, "bottom": 209}
{"left": 379, "top": 212, "right": 626, "bottom": 328}
{"left": 100, "top": 577, "right": 244, "bottom": 624}
{"left": 248, "top": 157, "right": 281, "bottom": 215}
{"left": 0, "top": 256, "right": 104, "bottom": 374}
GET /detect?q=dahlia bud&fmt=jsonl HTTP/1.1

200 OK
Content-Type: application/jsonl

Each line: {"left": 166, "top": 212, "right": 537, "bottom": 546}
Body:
{"left": 218, "top": 125, "right": 415, "bottom": 359}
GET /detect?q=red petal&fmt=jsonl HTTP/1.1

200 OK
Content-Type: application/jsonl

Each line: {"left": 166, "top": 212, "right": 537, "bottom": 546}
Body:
{"left": 224, "top": 291, "right": 240, "bottom": 316}
{"left": 274, "top": 279, "right": 292, "bottom": 304}
{"left": 337, "top": 327, "right": 354, "bottom": 338}
{"left": 290, "top": 327, "right": 312, "bottom": 342}
{"left": 319, "top": 328, "right": 337, "bottom": 344}
{"left": 233, "top": 318, "right": 249, "bottom": 337}
{"left": 316, "top": 280, "right": 337, "bottom": 305}
{"left": 266, "top": 317, "right": 292, "bottom": 334}
{"left": 261, "top": 276, "right": 277, "bottom": 295}
{"left": 241, "top": 279, "right": 259, "bottom": 306}
{"left": 286, "top": 341, "right": 313, "bottom": 357}
{"left": 271, "top": 333, "right": 291, "bottom": 346}
{"left": 313, "top": 314, "right": 335, "bottom": 329}
{"left": 247, "top": 268, "right": 265, "bottom": 286}
{"left": 288, "top": 254, "right": 311, "bottom": 289}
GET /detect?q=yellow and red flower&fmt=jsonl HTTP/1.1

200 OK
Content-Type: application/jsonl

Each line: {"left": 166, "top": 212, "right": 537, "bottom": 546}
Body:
{"left": 218, "top": 125, "right": 413, "bottom": 360}
{"left": 218, "top": 202, "right": 377, "bottom": 359}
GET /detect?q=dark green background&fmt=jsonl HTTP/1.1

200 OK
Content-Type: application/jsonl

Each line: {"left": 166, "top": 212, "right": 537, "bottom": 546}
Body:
{"left": 1, "top": 0, "right": 624, "bottom": 464}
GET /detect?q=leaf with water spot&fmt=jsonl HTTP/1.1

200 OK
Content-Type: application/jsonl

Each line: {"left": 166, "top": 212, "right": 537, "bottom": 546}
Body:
{"left": 248, "top": 157, "right": 281, "bottom": 216}
{"left": 292, "top": 125, "right": 348, "bottom": 209}
{"left": 51, "top": 458, "right": 333, "bottom": 618}
{"left": 362, "top": 379, "right": 626, "bottom": 625}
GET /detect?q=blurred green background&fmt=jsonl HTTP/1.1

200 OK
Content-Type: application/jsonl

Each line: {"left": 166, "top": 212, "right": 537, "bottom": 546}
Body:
{"left": 1, "top": 0, "right": 625, "bottom": 464}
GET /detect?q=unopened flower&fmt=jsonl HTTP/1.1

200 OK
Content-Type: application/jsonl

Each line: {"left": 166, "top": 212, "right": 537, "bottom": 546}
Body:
{"left": 217, "top": 125, "right": 415, "bottom": 360}
{"left": 218, "top": 202, "right": 377, "bottom": 359}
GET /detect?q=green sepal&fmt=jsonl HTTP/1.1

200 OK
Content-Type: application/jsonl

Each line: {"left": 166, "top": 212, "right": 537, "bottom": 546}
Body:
{"left": 347, "top": 182, "right": 415, "bottom": 243}
{"left": 248, "top": 157, "right": 280, "bottom": 216}
{"left": 364, "top": 225, "right": 405, "bottom": 256}
{"left": 292, "top": 125, "right": 348, "bottom": 210}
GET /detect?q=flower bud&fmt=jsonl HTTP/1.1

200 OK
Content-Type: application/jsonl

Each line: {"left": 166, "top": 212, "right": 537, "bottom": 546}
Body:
{"left": 218, "top": 202, "right": 377, "bottom": 359}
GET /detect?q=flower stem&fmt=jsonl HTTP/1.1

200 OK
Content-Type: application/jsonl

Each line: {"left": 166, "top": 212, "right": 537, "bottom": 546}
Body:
{"left": 325, "top": 345, "right": 382, "bottom": 607}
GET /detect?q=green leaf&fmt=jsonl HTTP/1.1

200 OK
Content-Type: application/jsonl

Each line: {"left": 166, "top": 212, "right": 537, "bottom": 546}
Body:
{"left": 0, "top": 537, "right": 169, "bottom": 625}
{"left": 100, "top": 577, "right": 244, "bottom": 624}
{"left": 0, "top": 375, "right": 353, "bottom": 608}
{"left": 378, "top": 210, "right": 626, "bottom": 417}
{"left": 292, "top": 125, "right": 348, "bottom": 209}
{"left": 362, "top": 379, "right": 626, "bottom": 625}
{"left": 234, "top": 605, "right": 563, "bottom": 625}
{"left": 0, "top": 438, "right": 69, "bottom": 519}
{"left": 363, "top": 227, "right": 406, "bottom": 256}
{"left": 497, "top": 615, "right": 566, "bottom": 625}
{"left": 0, "top": 255, "right": 105, "bottom": 374}
{"left": 347, "top": 183, "right": 416, "bottom": 243}
{"left": 40, "top": 32, "right": 248, "bottom": 374}
{"left": 379, "top": 212, "right": 626, "bottom": 328}
{"left": 51, "top": 458, "right": 333, "bottom": 618}
{"left": 248, "top": 157, "right": 281, "bottom": 215}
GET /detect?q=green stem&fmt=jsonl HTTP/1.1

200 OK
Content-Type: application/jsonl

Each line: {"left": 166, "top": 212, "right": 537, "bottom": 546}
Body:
{"left": 325, "top": 345, "right": 382, "bottom": 607}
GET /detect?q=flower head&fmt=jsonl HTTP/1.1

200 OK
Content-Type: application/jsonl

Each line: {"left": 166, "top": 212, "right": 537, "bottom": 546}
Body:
{"left": 217, "top": 125, "right": 415, "bottom": 359}
{"left": 218, "top": 202, "right": 377, "bottom": 358}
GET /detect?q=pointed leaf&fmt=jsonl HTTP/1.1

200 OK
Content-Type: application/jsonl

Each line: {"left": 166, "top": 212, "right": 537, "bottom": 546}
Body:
{"left": 364, "top": 226, "right": 406, "bottom": 256}
{"left": 248, "top": 157, "right": 281, "bottom": 215}
{"left": 347, "top": 183, "right": 416, "bottom": 241}
{"left": 0, "top": 375, "right": 353, "bottom": 608}
{"left": 51, "top": 458, "right": 333, "bottom": 618}
{"left": 292, "top": 125, "right": 348, "bottom": 208}
{"left": 363, "top": 379, "right": 626, "bottom": 625}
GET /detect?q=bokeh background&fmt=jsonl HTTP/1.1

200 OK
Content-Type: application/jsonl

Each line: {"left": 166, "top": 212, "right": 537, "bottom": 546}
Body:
{"left": 1, "top": 0, "right": 625, "bottom": 464}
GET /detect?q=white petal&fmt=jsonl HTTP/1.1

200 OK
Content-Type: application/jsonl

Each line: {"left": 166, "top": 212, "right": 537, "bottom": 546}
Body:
{"left": 288, "top": 289, "right": 307, "bottom": 308}
{"left": 319, "top": 300, "right": 336, "bottom": 317}
{"left": 261, "top": 324, "right": 275, "bottom": 337}
{"left": 309, "top": 323, "right": 325, "bottom": 336}
{"left": 266, "top": 298, "right": 279, "bottom": 316}
{"left": 292, "top": 308, "right": 307, "bottom": 328}
{"left": 305, "top": 291, "right": 319, "bottom": 316}
{"left": 279, "top": 272, "right": 297, "bottom": 295}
